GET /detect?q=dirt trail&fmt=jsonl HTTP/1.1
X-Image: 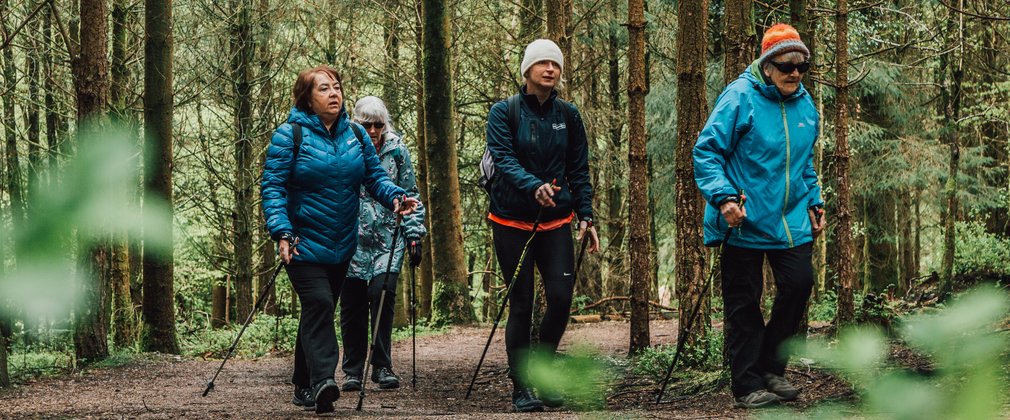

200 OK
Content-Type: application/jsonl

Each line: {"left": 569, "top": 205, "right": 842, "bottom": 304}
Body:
{"left": 0, "top": 320, "right": 848, "bottom": 419}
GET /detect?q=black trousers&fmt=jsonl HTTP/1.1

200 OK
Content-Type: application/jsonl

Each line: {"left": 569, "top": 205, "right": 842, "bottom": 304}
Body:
{"left": 492, "top": 222, "right": 575, "bottom": 378}
{"left": 288, "top": 261, "right": 350, "bottom": 388}
{"left": 721, "top": 242, "right": 814, "bottom": 397}
{"left": 339, "top": 273, "right": 399, "bottom": 376}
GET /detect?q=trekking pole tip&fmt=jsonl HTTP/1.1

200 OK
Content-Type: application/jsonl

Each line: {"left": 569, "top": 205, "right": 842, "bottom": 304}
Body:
{"left": 202, "top": 382, "right": 213, "bottom": 397}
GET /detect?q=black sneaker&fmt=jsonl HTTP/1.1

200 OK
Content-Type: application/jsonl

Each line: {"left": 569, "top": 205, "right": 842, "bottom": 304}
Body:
{"left": 312, "top": 379, "right": 340, "bottom": 414}
{"left": 371, "top": 366, "right": 400, "bottom": 389}
{"left": 538, "top": 387, "right": 564, "bottom": 408}
{"left": 341, "top": 375, "right": 363, "bottom": 392}
{"left": 291, "top": 386, "right": 315, "bottom": 411}
{"left": 763, "top": 373, "right": 800, "bottom": 401}
{"left": 511, "top": 386, "right": 545, "bottom": 412}
{"left": 734, "top": 389, "right": 781, "bottom": 408}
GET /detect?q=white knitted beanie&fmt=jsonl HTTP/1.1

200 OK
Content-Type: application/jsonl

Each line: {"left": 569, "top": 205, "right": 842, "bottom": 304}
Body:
{"left": 520, "top": 39, "right": 564, "bottom": 78}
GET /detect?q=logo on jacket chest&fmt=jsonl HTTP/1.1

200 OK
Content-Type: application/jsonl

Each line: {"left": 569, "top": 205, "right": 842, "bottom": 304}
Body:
{"left": 552, "top": 123, "right": 567, "bottom": 130}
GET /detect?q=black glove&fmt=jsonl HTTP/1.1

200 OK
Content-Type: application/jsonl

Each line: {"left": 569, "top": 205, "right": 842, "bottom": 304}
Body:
{"left": 407, "top": 238, "right": 422, "bottom": 268}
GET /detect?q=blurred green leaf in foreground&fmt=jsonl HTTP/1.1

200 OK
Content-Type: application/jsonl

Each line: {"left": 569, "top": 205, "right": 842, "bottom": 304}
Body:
{"left": 0, "top": 123, "right": 172, "bottom": 322}
{"left": 766, "top": 286, "right": 1009, "bottom": 420}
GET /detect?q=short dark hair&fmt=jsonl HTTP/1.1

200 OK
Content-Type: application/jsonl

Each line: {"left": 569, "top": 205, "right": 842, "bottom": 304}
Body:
{"left": 292, "top": 65, "right": 343, "bottom": 112}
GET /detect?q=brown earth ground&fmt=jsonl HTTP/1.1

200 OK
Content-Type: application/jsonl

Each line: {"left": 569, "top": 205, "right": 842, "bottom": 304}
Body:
{"left": 0, "top": 320, "right": 853, "bottom": 419}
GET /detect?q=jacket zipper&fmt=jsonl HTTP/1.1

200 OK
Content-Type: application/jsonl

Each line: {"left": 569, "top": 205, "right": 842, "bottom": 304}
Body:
{"left": 779, "top": 102, "right": 794, "bottom": 247}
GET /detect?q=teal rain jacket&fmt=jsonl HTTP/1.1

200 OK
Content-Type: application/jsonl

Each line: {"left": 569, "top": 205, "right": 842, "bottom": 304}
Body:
{"left": 261, "top": 106, "right": 406, "bottom": 264}
{"left": 694, "top": 60, "right": 824, "bottom": 249}
{"left": 348, "top": 133, "right": 426, "bottom": 282}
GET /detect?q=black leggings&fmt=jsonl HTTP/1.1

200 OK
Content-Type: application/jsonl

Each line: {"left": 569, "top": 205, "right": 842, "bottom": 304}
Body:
{"left": 288, "top": 261, "right": 350, "bottom": 388}
{"left": 492, "top": 222, "right": 575, "bottom": 376}
{"left": 721, "top": 243, "right": 814, "bottom": 397}
{"left": 339, "top": 273, "right": 399, "bottom": 376}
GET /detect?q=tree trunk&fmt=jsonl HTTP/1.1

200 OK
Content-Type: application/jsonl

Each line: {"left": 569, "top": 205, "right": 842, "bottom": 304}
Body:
{"left": 1, "top": 5, "right": 25, "bottom": 228}
{"left": 142, "top": 0, "right": 180, "bottom": 354}
{"left": 546, "top": 0, "right": 572, "bottom": 65}
{"left": 44, "top": 8, "right": 61, "bottom": 185}
{"left": 413, "top": 0, "right": 433, "bottom": 320}
{"left": 519, "top": 0, "right": 544, "bottom": 44}
{"left": 212, "top": 284, "right": 227, "bottom": 328}
{"left": 832, "top": 0, "right": 856, "bottom": 327}
{"left": 866, "top": 193, "right": 897, "bottom": 293}
{"left": 898, "top": 188, "right": 914, "bottom": 293}
{"left": 256, "top": 0, "right": 278, "bottom": 317}
{"left": 230, "top": 0, "right": 256, "bottom": 322}
{"left": 603, "top": 0, "right": 626, "bottom": 308}
{"left": 627, "top": 0, "right": 652, "bottom": 355}
{"left": 383, "top": 0, "right": 401, "bottom": 119}
{"left": 723, "top": 0, "right": 753, "bottom": 87}
{"left": 422, "top": 0, "right": 474, "bottom": 324}
{"left": 938, "top": 1, "right": 963, "bottom": 300}
{"left": 0, "top": 332, "right": 8, "bottom": 387}
{"left": 913, "top": 188, "right": 921, "bottom": 277}
{"left": 110, "top": 0, "right": 138, "bottom": 350}
{"left": 672, "top": 0, "right": 710, "bottom": 359}
{"left": 25, "top": 32, "right": 41, "bottom": 201}
{"left": 71, "top": 0, "right": 113, "bottom": 364}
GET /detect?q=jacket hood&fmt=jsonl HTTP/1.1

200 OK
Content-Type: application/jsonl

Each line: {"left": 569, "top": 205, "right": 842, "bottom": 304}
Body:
{"left": 286, "top": 105, "right": 351, "bottom": 137}
{"left": 743, "top": 59, "right": 808, "bottom": 102}
{"left": 376, "top": 132, "right": 403, "bottom": 156}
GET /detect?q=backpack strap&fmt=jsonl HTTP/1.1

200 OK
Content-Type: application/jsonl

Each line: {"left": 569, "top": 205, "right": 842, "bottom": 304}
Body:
{"left": 350, "top": 122, "right": 367, "bottom": 148}
{"left": 554, "top": 97, "right": 573, "bottom": 133}
{"left": 506, "top": 94, "right": 522, "bottom": 140}
{"left": 289, "top": 122, "right": 303, "bottom": 184}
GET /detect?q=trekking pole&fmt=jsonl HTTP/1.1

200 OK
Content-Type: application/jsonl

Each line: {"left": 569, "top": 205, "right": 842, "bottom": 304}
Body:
{"left": 466, "top": 178, "right": 561, "bottom": 397}
{"left": 409, "top": 252, "right": 417, "bottom": 388}
{"left": 573, "top": 219, "right": 593, "bottom": 283}
{"left": 654, "top": 226, "right": 732, "bottom": 403}
{"left": 202, "top": 261, "right": 285, "bottom": 397}
{"left": 357, "top": 213, "right": 404, "bottom": 411}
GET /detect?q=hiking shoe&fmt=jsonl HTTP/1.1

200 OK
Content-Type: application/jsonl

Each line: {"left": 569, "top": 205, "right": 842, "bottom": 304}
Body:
{"left": 312, "top": 379, "right": 340, "bottom": 414}
{"left": 291, "top": 386, "right": 315, "bottom": 411}
{"left": 734, "top": 389, "right": 781, "bottom": 408}
{"left": 371, "top": 367, "right": 400, "bottom": 389}
{"left": 341, "top": 375, "right": 362, "bottom": 392}
{"left": 538, "top": 388, "right": 564, "bottom": 408}
{"left": 511, "top": 386, "right": 545, "bottom": 412}
{"left": 763, "top": 373, "right": 800, "bottom": 401}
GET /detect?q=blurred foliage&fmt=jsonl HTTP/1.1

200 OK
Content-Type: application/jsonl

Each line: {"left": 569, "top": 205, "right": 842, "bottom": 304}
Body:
{"left": 767, "top": 286, "right": 1010, "bottom": 419}
{"left": 0, "top": 124, "right": 172, "bottom": 322}
{"left": 521, "top": 344, "right": 613, "bottom": 411}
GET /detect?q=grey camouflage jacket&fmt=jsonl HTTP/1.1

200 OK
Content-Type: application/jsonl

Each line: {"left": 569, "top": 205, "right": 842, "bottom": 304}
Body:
{"left": 348, "top": 132, "right": 427, "bottom": 281}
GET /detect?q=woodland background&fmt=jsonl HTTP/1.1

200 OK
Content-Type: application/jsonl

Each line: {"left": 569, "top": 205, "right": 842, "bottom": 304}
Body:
{"left": 0, "top": 0, "right": 1008, "bottom": 409}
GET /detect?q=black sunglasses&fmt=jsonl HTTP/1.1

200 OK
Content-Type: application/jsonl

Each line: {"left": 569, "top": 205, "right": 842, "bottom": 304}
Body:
{"left": 770, "top": 61, "right": 811, "bottom": 74}
{"left": 360, "top": 121, "right": 385, "bottom": 130}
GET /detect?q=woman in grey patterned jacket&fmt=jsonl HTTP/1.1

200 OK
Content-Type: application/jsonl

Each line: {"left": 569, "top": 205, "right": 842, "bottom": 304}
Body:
{"left": 338, "top": 96, "right": 426, "bottom": 391}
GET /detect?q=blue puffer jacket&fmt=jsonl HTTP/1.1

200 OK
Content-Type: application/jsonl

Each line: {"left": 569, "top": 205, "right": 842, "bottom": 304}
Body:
{"left": 694, "top": 60, "right": 823, "bottom": 249}
{"left": 262, "top": 106, "right": 406, "bottom": 264}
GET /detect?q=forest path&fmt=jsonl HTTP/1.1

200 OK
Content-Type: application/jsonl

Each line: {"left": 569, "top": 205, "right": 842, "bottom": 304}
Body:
{"left": 0, "top": 320, "right": 848, "bottom": 418}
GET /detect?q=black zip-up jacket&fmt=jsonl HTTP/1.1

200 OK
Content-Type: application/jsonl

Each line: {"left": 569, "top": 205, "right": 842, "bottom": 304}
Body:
{"left": 485, "top": 87, "right": 594, "bottom": 223}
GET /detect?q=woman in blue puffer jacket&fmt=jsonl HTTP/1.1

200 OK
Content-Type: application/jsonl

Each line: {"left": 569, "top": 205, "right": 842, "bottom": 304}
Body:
{"left": 261, "top": 65, "right": 418, "bottom": 414}
{"left": 693, "top": 24, "right": 824, "bottom": 409}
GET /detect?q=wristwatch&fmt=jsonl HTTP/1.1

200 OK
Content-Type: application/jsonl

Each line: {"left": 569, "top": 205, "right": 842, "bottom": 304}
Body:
{"left": 581, "top": 216, "right": 594, "bottom": 227}
{"left": 279, "top": 232, "right": 296, "bottom": 243}
{"left": 718, "top": 195, "right": 741, "bottom": 206}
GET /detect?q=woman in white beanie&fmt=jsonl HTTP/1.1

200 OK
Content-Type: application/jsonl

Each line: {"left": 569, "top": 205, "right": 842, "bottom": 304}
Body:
{"left": 483, "top": 38, "right": 599, "bottom": 412}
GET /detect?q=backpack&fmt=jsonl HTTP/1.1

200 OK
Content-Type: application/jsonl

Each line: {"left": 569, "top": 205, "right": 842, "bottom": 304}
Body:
{"left": 289, "top": 121, "right": 366, "bottom": 182}
{"left": 478, "top": 94, "right": 572, "bottom": 192}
